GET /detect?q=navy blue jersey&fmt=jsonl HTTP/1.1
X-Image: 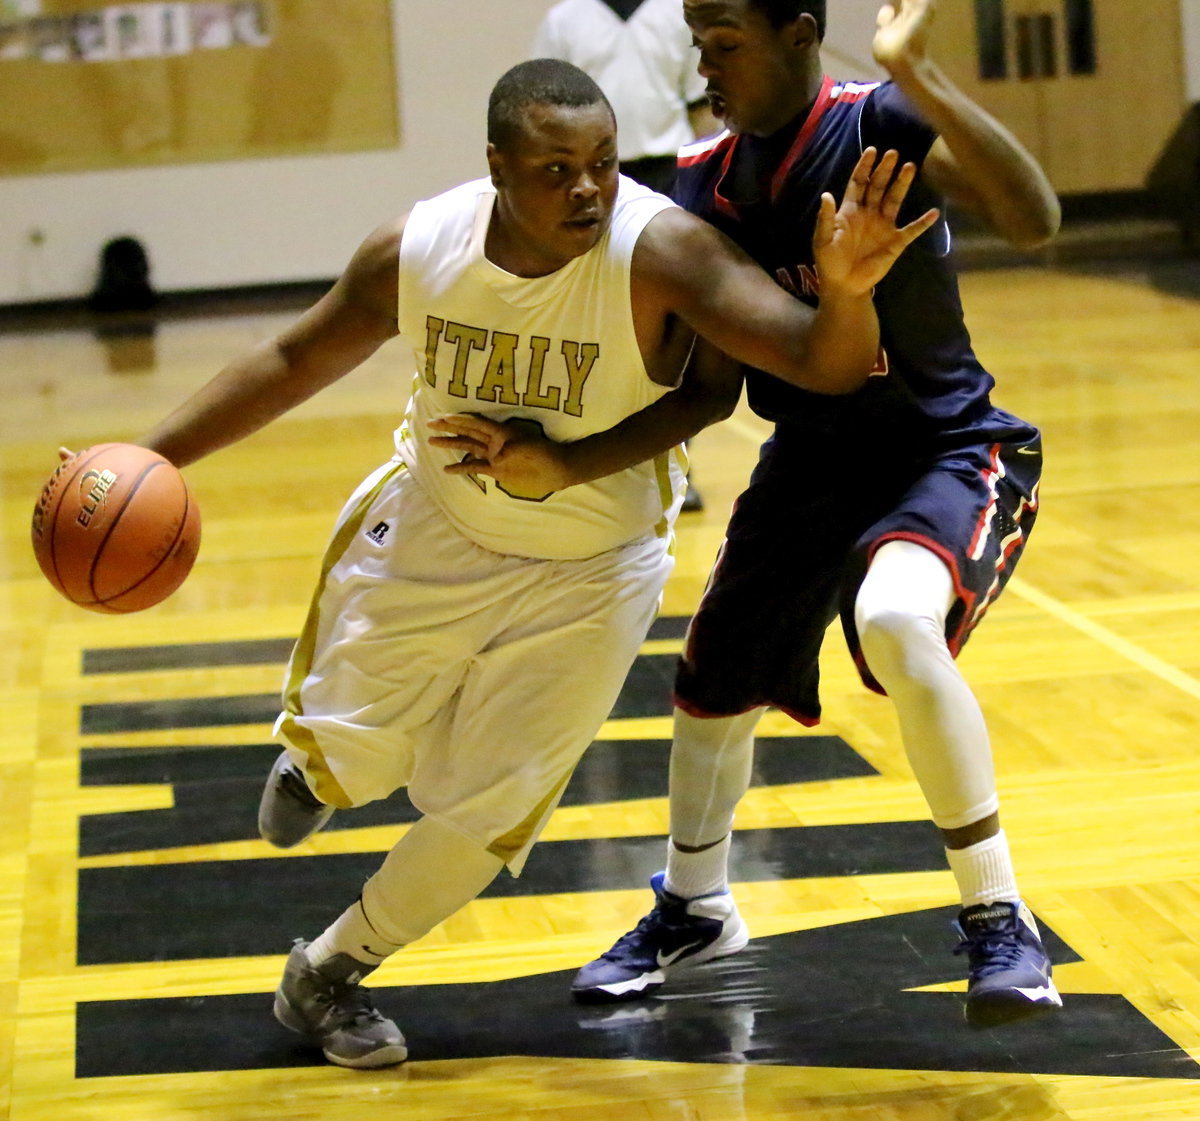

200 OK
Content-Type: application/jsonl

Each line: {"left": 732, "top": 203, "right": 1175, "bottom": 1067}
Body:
{"left": 674, "top": 77, "right": 1035, "bottom": 450}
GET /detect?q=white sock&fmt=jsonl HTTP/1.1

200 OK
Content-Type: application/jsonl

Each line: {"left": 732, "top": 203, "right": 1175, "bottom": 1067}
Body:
{"left": 307, "top": 898, "right": 392, "bottom": 968}
{"left": 664, "top": 833, "right": 731, "bottom": 898}
{"left": 945, "top": 829, "right": 1020, "bottom": 908}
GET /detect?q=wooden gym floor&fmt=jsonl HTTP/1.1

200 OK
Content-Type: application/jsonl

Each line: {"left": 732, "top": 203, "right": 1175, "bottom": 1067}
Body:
{"left": 1, "top": 254, "right": 1199, "bottom": 1120}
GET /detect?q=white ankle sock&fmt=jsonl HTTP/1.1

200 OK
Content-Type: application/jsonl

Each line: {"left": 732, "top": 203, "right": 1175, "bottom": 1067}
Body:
{"left": 306, "top": 817, "right": 504, "bottom": 969}
{"left": 664, "top": 833, "right": 731, "bottom": 899}
{"left": 945, "top": 829, "right": 1020, "bottom": 908}
{"left": 306, "top": 899, "right": 393, "bottom": 968}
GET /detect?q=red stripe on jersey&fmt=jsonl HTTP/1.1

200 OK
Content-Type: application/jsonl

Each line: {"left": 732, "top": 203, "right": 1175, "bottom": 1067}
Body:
{"left": 677, "top": 130, "right": 734, "bottom": 168}
{"left": 769, "top": 77, "right": 881, "bottom": 201}
{"left": 770, "top": 74, "right": 838, "bottom": 201}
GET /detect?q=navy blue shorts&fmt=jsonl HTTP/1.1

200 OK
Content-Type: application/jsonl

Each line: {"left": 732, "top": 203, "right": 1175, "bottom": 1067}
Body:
{"left": 674, "top": 428, "right": 1042, "bottom": 723}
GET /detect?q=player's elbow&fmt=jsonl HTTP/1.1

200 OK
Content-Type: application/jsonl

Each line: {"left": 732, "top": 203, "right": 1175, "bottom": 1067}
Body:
{"left": 999, "top": 194, "right": 1062, "bottom": 251}
{"left": 798, "top": 361, "right": 871, "bottom": 396}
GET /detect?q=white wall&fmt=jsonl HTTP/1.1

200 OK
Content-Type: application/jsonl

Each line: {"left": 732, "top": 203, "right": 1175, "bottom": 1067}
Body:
{"left": 6, "top": 0, "right": 1197, "bottom": 305}
{"left": 820, "top": 0, "right": 885, "bottom": 78}
{"left": 0, "top": 0, "right": 551, "bottom": 305}
{"left": 1184, "top": 0, "right": 1200, "bottom": 101}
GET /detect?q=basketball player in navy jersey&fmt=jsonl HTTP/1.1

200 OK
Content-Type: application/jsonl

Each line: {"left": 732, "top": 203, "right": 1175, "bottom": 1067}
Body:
{"left": 572, "top": 0, "right": 1062, "bottom": 1029}
{"left": 439, "top": 0, "right": 1064, "bottom": 1029}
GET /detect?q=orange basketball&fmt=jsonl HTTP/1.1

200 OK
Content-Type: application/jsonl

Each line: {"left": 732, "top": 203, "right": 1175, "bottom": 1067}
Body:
{"left": 31, "top": 443, "right": 201, "bottom": 614}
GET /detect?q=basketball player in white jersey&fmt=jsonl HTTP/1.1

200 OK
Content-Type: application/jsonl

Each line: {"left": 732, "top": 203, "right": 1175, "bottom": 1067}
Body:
{"left": 125, "top": 60, "right": 936, "bottom": 1068}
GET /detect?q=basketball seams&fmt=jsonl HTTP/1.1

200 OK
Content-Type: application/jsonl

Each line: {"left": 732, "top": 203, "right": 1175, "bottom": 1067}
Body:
{"left": 96, "top": 483, "right": 194, "bottom": 611}
{"left": 31, "top": 443, "right": 200, "bottom": 614}
{"left": 85, "top": 460, "right": 169, "bottom": 605}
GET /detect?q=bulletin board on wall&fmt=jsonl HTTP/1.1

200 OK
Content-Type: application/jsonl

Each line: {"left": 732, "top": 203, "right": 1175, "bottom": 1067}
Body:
{"left": 0, "top": 0, "right": 400, "bottom": 176}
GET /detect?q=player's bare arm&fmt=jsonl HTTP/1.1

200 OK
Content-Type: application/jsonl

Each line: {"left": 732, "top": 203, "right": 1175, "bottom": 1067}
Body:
{"left": 138, "top": 219, "right": 405, "bottom": 468}
{"left": 872, "top": 0, "right": 1060, "bottom": 249}
{"left": 429, "top": 339, "right": 742, "bottom": 494}
{"left": 633, "top": 147, "right": 937, "bottom": 394}
{"left": 428, "top": 149, "right": 937, "bottom": 490}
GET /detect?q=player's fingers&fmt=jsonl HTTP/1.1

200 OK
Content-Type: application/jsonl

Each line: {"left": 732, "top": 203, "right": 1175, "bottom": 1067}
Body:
{"left": 57, "top": 446, "right": 75, "bottom": 461}
{"left": 813, "top": 192, "right": 837, "bottom": 247}
{"left": 896, "top": 206, "right": 941, "bottom": 246}
{"left": 843, "top": 146, "right": 877, "bottom": 206}
{"left": 428, "top": 414, "right": 502, "bottom": 438}
{"left": 880, "top": 160, "right": 918, "bottom": 220}
{"left": 866, "top": 149, "right": 900, "bottom": 210}
{"left": 428, "top": 434, "right": 490, "bottom": 455}
{"left": 442, "top": 458, "right": 496, "bottom": 477}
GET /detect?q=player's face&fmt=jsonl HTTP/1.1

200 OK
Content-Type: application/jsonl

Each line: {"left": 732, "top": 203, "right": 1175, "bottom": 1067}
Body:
{"left": 487, "top": 101, "right": 619, "bottom": 276}
{"left": 685, "top": 0, "right": 816, "bottom": 136}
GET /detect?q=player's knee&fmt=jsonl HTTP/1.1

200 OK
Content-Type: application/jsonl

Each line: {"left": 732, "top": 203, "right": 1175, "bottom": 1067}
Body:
{"left": 856, "top": 605, "right": 947, "bottom": 687}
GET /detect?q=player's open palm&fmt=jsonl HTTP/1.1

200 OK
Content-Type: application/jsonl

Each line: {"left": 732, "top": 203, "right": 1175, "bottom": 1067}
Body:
{"left": 813, "top": 146, "right": 939, "bottom": 297}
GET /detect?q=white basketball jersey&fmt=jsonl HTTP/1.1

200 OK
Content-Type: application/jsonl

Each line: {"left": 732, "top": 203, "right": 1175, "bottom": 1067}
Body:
{"left": 394, "top": 176, "right": 687, "bottom": 560}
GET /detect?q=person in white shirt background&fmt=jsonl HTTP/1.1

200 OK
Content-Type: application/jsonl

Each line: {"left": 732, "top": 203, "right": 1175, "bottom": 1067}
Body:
{"left": 532, "top": 0, "right": 721, "bottom": 508}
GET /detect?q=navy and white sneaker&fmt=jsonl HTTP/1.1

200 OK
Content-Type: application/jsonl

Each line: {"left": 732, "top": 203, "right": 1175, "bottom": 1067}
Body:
{"left": 954, "top": 900, "right": 1063, "bottom": 1028}
{"left": 571, "top": 872, "right": 749, "bottom": 1004}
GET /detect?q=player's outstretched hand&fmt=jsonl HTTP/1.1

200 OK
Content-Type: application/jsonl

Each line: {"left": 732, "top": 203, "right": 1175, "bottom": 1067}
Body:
{"left": 873, "top": 0, "right": 934, "bottom": 74}
{"left": 812, "top": 146, "right": 939, "bottom": 298}
{"left": 428, "top": 414, "right": 574, "bottom": 500}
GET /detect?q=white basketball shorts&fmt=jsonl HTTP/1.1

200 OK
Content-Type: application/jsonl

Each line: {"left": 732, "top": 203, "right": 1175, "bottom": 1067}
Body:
{"left": 275, "top": 458, "right": 674, "bottom": 872}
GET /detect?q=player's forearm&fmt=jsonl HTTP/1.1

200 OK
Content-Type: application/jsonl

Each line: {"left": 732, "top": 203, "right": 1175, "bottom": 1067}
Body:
{"left": 559, "top": 380, "right": 735, "bottom": 487}
{"left": 771, "top": 289, "right": 879, "bottom": 394}
{"left": 888, "top": 57, "right": 1059, "bottom": 248}
{"left": 138, "top": 340, "right": 315, "bottom": 467}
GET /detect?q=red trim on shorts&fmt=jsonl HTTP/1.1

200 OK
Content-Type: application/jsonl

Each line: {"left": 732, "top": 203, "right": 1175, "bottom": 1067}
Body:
{"left": 777, "top": 705, "right": 821, "bottom": 728}
{"left": 966, "top": 444, "right": 1003, "bottom": 558}
{"left": 851, "top": 646, "right": 888, "bottom": 697}
{"left": 672, "top": 697, "right": 820, "bottom": 727}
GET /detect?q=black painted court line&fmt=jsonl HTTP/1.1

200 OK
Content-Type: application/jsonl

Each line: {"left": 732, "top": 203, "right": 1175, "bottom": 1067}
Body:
{"left": 78, "top": 653, "right": 682, "bottom": 735}
{"left": 80, "top": 616, "right": 691, "bottom": 676}
{"left": 80, "top": 693, "right": 281, "bottom": 735}
{"left": 77, "top": 821, "right": 943, "bottom": 964}
{"left": 82, "top": 639, "right": 296, "bottom": 675}
{"left": 78, "top": 736, "right": 877, "bottom": 856}
{"left": 75, "top": 909, "right": 1200, "bottom": 1083}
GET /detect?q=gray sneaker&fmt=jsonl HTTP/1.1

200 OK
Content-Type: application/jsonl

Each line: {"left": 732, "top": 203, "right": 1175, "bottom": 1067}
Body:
{"left": 273, "top": 940, "right": 408, "bottom": 1068}
{"left": 258, "top": 751, "right": 335, "bottom": 847}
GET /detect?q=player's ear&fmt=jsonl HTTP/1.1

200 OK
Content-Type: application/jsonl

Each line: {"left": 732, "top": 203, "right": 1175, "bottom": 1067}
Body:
{"left": 486, "top": 143, "right": 504, "bottom": 188}
{"left": 791, "top": 12, "right": 819, "bottom": 49}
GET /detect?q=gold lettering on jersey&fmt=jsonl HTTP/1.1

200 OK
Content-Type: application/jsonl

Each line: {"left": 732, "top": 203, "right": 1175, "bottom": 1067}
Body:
{"left": 476, "top": 330, "right": 521, "bottom": 406}
{"left": 523, "top": 335, "right": 558, "bottom": 411}
{"left": 443, "top": 321, "right": 489, "bottom": 399}
{"left": 560, "top": 340, "right": 599, "bottom": 418}
{"left": 423, "top": 316, "right": 445, "bottom": 387}
{"left": 424, "top": 321, "right": 600, "bottom": 414}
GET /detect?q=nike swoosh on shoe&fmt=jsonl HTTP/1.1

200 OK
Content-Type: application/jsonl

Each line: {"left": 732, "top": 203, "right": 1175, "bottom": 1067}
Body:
{"left": 1013, "top": 985, "right": 1062, "bottom": 1002}
{"left": 656, "top": 940, "right": 703, "bottom": 967}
